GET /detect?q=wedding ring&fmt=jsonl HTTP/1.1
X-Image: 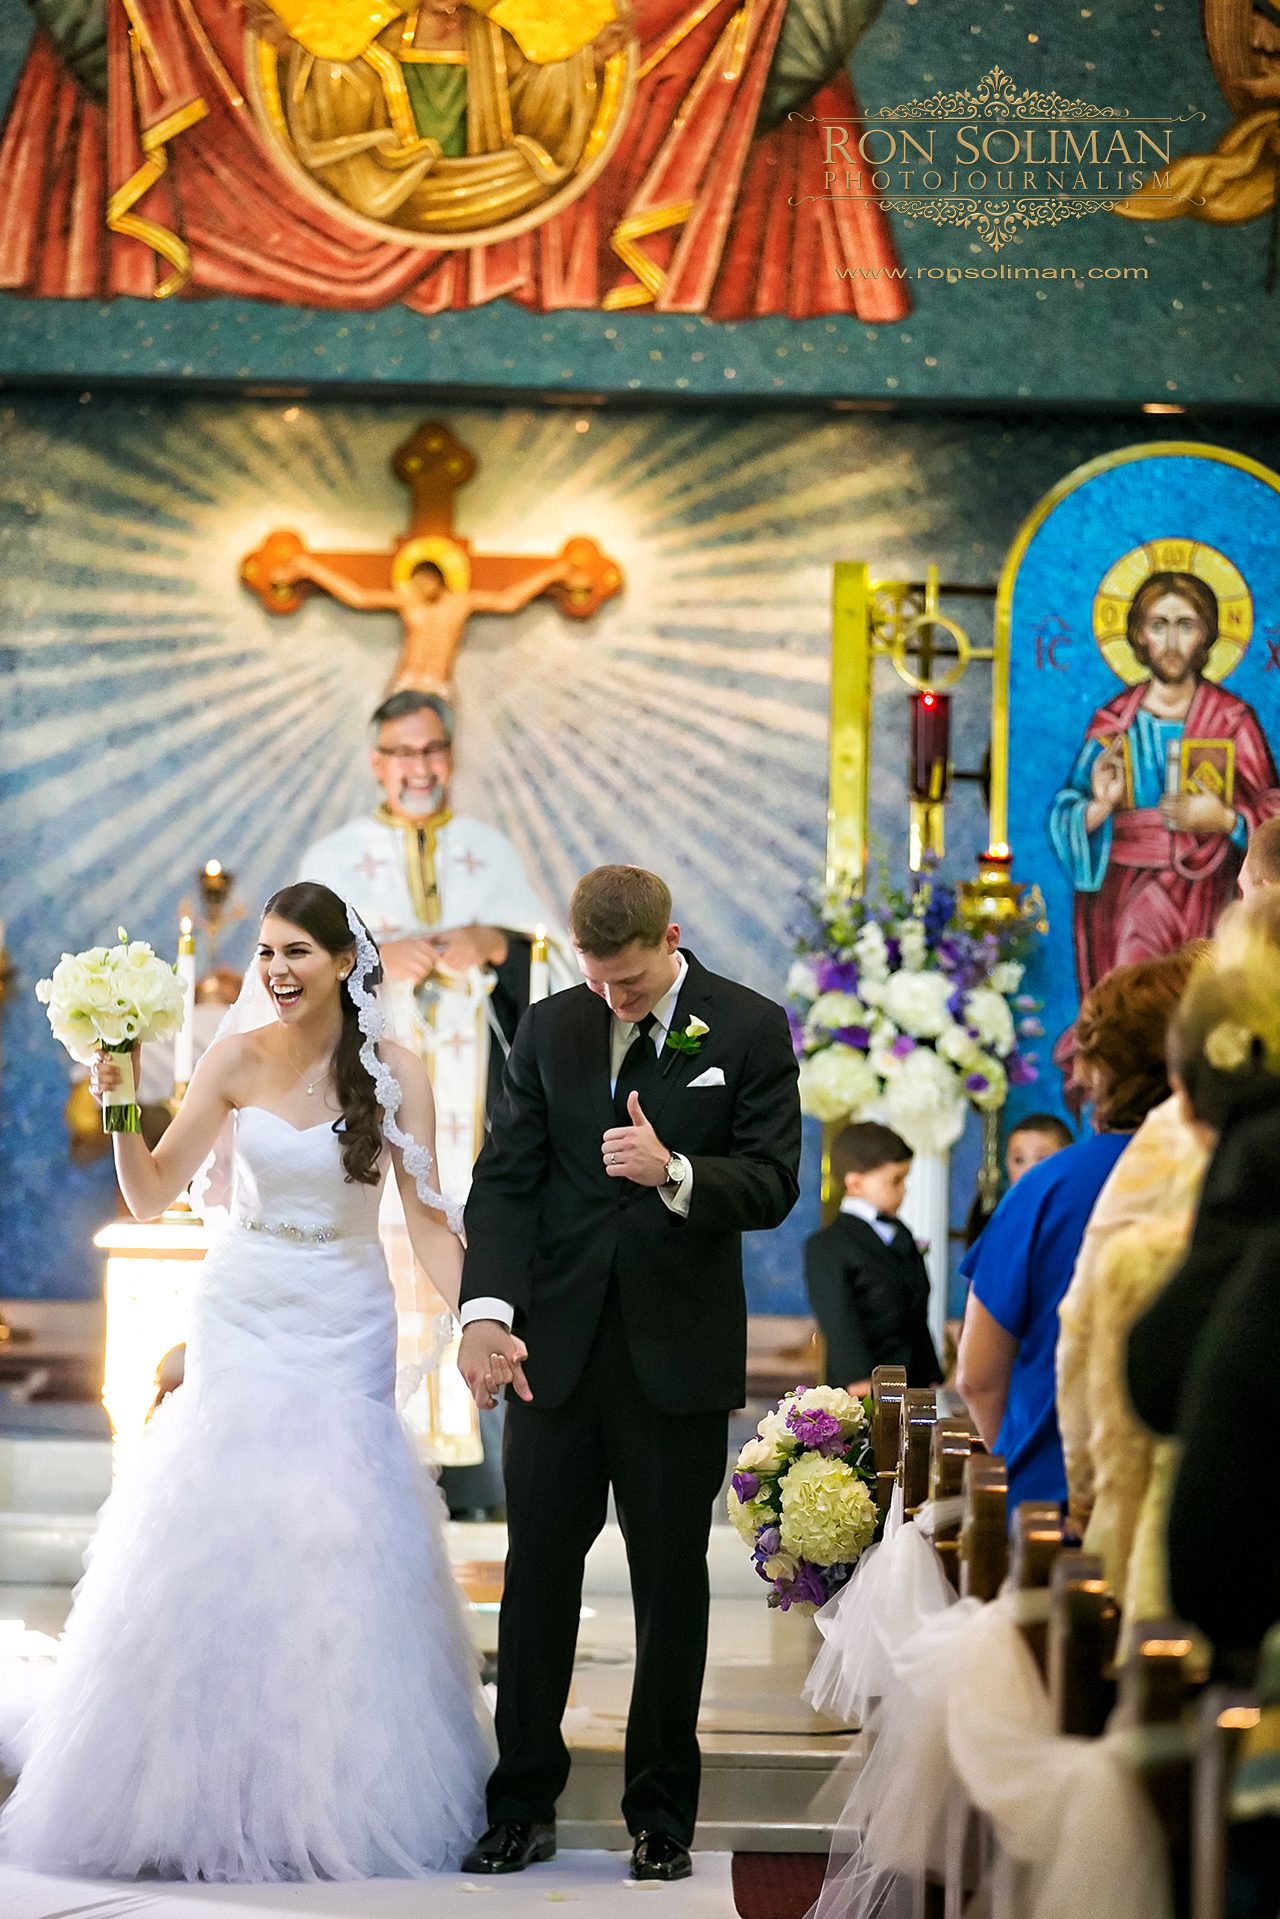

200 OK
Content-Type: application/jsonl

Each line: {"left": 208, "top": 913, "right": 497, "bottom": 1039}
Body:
{"left": 608, "top": 1152, "right": 616, "bottom": 1164}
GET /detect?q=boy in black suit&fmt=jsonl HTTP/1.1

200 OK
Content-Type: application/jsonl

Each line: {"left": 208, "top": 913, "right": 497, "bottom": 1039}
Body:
{"left": 804, "top": 1121, "right": 942, "bottom": 1396}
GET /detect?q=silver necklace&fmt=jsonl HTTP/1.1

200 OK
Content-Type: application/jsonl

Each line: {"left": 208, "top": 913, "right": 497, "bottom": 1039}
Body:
{"left": 280, "top": 1036, "right": 333, "bottom": 1097}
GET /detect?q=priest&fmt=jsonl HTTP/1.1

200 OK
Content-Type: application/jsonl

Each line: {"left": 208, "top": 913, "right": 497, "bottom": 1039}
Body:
{"left": 298, "top": 686, "right": 575, "bottom": 1512}
{"left": 300, "top": 687, "right": 575, "bottom": 1155}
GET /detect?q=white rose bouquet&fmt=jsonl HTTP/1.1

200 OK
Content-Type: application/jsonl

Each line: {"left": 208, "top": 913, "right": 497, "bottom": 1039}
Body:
{"left": 786, "top": 871, "right": 1044, "bottom": 1153}
{"left": 727, "top": 1386, "right": 877, "bottom": 1611}
{"left": 36, "top": 929, "right": 187, "bottom": 1133}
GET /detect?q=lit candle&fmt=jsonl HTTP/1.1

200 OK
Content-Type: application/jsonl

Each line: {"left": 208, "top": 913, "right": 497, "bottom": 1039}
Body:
{"left": 174, "top": 916, "right": 196, "bottom": 1093}
{"left": 529, "top": 924, "right": 550, "bottom": 1005}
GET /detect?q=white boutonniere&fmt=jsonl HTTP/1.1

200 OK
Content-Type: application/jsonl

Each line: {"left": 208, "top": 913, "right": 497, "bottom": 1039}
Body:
{"left": 665, "top": 1014, "right": 709, "bottom": 1059}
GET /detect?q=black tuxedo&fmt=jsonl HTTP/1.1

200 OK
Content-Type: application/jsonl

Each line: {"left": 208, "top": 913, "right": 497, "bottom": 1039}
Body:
{"left": 804, "top": 1211, "right": 943, "bottom": 1389}
{"left": 461, "top": 950, "right": 801, "bottom": 1841}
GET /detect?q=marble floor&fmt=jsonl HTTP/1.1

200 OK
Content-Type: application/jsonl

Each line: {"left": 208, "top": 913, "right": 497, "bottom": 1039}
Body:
{"left": 0, "top": 1850, "right": 738, "bottom": 1919}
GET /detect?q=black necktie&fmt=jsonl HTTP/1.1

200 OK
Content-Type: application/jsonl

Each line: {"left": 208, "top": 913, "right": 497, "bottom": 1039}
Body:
{"left": 613, "top": 1012, "right": 657, "bottom": 1121}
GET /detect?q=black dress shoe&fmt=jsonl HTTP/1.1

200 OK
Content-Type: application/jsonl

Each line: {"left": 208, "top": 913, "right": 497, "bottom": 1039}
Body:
{"left": 462, "top": 1819, "right": 556, "bottom": 1874}
{"left": 630, "top": 1831, "right": 692, "bottom": 1881}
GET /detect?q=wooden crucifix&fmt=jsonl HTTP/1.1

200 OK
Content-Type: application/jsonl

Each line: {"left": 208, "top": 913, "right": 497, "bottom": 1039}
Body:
{"left": 240, "top": 422, "right": 623, "bottom": 694}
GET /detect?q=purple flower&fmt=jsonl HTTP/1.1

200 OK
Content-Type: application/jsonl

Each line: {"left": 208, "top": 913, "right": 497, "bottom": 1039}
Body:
{"left": 833, "top": 1024, "right": 871, "bottom": 1051}
{"left": 1014, "top": 994, "right": 1039, "bottom": 1012}
{"left": 1007, "top": 1050, "right": 1040, "bottom": 1087}
{"left": 890, "top": 1033, "right": 916, "bottom": 1059}
{"left": 946, "top": 985, "right": 965, "bottom": 1019}
{"left": 787, "top": 1407, "right": 846, "bottom": 1455}
{"left": 1018, "top": 1017, "right": 1044, "bottom": 1038}
{"left": 923, "top": 884, "right": 955, "bottom": 948}
{"left": 817, "top": 956, "right": 860, "bottom": 995}
{"left": 756, "top": 1525, "right": 781, "bottom": 1557}
{"left": 786, "top": 1009, "right": 806, "bottom": 1058}
{"left": 731, "top": 1471, "right": 760, "bottom": 1503}
{"left": 777, "top": 1561, "right": 829, "bottom": 1610}
{"left": 885, "top": 936, "right": 902, "bottom": 969}
{"left": 964, "top": 1072, "right": 990, "bottom": 1094}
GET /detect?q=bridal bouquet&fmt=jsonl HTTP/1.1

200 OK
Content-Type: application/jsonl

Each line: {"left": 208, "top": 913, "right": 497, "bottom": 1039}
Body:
{"left": 728, "top": 1387, "right": 877, "bottom": 1611}
{"left": 786, "top": 874, "right": 1043, "bottom": 1154}
{"left": 36, "top": 930, "right": 186, "bottom": 1133}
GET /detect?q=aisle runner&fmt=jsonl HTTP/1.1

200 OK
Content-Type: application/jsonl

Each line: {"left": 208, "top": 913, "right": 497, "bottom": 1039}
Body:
{"left": 0, "top": 1852, "right": 735, "bottom": 1919}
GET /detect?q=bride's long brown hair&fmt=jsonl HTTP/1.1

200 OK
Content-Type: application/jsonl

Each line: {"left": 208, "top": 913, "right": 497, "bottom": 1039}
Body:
{"left": 261, "top": 883, "right": 384, "bottom": 1187}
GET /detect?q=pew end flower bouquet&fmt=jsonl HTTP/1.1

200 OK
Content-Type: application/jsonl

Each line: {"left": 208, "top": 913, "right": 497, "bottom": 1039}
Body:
{"left": 36, "top": 930, "right": 186, "bottom": 1133}
{"left": 728, "top": 1386, "right": 877, "bottom": 1612}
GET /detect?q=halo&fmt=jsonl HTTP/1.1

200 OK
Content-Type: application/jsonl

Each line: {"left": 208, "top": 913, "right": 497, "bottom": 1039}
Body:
{"left": 391, "top": 537, "right": 471, "bottom": 594}
{"left": 1092, "top": 538, "right": 1252, "bottom": 685}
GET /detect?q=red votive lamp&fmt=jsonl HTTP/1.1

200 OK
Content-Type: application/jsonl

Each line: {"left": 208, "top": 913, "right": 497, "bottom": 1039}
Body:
{"left": 909, "top": 690, "right": 952, "bottom": 802}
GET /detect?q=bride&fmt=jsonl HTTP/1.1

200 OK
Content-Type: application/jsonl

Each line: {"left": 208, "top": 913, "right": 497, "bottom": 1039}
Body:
{"left": 1, "top": 881, "right": 499, "bottom": 1882}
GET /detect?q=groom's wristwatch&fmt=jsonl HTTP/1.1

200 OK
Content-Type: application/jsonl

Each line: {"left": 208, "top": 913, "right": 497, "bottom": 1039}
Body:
{"left": 663, "top": 1153, "right": 687, "bottom": 1189}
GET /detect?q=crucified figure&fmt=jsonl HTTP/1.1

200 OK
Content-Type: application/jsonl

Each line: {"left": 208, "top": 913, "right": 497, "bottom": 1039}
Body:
{"left": 269, "top": 551, "right": 588, "bottom": 693}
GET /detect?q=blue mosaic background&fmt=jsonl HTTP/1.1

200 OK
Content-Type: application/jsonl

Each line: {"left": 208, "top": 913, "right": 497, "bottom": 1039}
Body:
{"left": 0, "top": 0, "right": 1272, "bottom": 404}
{"left": 5, "top": 396, "right": 1280, "bottom": 1308}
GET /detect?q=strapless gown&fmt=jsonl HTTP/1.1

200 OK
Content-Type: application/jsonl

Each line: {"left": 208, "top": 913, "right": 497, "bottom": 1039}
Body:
{"left": 0, "top": 1108, "right": 491, "bottom": 1882}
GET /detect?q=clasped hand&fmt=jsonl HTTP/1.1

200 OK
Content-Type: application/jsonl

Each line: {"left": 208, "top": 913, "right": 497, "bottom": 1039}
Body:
{"left": 458, "top": 1321, "right": 532, "bottom": 1411}
{"left": 602, "top": 1091, "right": 670, "bottom": 1186}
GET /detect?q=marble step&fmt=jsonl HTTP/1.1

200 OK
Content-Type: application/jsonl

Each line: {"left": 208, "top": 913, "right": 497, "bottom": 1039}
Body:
{"left": 0, "top": 1438, "right": 113, "bottom": 1583}
{"left": 558, "top": 1742, "right": 844, "bottom": 1853}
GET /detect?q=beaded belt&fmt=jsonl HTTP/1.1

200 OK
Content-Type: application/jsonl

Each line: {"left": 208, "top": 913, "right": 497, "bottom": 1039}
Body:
{"left": 235, "top": 1215, "right": 341, "bottom": 1245}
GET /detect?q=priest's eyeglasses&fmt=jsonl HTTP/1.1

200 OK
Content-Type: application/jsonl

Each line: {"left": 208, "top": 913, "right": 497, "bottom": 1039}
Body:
{"left": 375, "top": 743, "right": 452, "bottom": 764}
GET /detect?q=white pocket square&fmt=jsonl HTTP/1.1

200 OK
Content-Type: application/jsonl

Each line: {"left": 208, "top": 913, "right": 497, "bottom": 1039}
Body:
{"left": 687, "top": 1066, "right": 725, "bottom": 1088}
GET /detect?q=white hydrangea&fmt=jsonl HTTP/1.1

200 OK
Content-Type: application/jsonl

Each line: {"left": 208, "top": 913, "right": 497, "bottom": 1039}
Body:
{"left": 882, "top": 1046, "right": 967, "bottom": 1155}
{"left": 727, "top": 1487, "right": 772, "bottom": 1545}
{"left": 797, "top": 1044, "right": 878, "bottom": 1123}
{"left": 853, "top": 920, "right": 890, "bottom": 983}
{"left": 896, "top": 918, "right": 928, "bottom": 972}
{"left": 806, "top": 992, "right": 867, "bottom": 1034}
{"left": 937, "top": 1023, "right": 985, "bottom": 1071}
{"left": 859, "top": 977, "right": 887, "bottom": 1009}
{"left": 963, "top": 987, "right": 1016, "bottom": 1058}
{"left": 987, "top": 961, "right": 1024, "bottom": 996}
{"left": 882, "top": 968, "right": 955, "bottom": 1039}
{"left": 786, "top": 958, "right": 821, "bottom": 1005}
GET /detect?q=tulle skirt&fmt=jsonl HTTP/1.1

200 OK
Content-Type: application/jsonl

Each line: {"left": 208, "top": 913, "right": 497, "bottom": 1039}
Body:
{"left": 0, "top": 1360, "right": 492, "bottom": 1882}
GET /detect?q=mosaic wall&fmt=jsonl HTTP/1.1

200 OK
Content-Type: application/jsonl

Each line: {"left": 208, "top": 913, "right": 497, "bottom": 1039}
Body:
{"left": 5, "top": 395, "right": 1280, "bottom": 1305}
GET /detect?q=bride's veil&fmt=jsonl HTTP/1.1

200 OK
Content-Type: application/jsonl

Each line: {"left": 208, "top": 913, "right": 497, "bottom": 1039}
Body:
{"left": 189, "top": 896, "right": 465, "bottom": 1240}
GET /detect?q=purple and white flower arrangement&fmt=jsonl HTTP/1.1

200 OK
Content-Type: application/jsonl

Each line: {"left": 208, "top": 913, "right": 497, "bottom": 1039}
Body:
{"left": 728, "top": 1387, "right": 877, "bottom": 1611}
{"left": 786, "top": 875, "right": 1043, "bottom": 1154}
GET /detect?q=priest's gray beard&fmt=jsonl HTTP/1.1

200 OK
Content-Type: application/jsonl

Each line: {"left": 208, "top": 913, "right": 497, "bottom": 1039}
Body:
{"left": 397, "top": 778, "right": 444, "bottom": 818}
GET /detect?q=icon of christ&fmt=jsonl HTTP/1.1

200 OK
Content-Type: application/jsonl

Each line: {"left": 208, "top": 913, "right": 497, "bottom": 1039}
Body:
{"left": 1049, "top": 556, "right": 1280, "bottom": 1005}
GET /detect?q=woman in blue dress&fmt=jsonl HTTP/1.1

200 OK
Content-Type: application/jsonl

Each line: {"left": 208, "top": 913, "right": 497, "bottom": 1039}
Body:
{"left": 955, "top": 949, "right": 1195, "bottom": 1510}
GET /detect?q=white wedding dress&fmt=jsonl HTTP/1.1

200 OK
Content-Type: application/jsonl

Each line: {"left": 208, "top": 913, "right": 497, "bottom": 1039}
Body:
{"left": 0, "top": 1107, "right": 492, "bottom": 1883}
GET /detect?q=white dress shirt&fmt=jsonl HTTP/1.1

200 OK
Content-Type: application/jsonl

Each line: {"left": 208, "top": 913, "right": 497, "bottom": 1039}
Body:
{"left": 840, "top": 1194, "right": 898, "bottom": 1247}
{"left": 461, "top": 954, "right": 694, "bottom": 1331}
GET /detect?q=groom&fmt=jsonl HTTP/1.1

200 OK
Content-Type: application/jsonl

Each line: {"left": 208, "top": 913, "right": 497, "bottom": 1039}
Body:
{"left": 457, "top": 865, "right": 802, "bottom": 1881}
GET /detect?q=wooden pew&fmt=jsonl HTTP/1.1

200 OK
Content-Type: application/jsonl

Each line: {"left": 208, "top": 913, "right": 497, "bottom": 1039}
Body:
{"left": 1008, "top": 1502, "right": 1065, "bottom": 1680}
{"left": 1120, "top": 1621, "right": 1202, "bottom": 1919}
{"left": 870, "top": 1364, "right": 907, "bottom": 1512}
{"left": 1048, "top": 1549, "right": 1119, "bottom": 1737}
{"left": 899, "top": 1385, "right": 938, "bottom": 1514}
{"left": 959, "top": 1454, "right": 1008, "bottom": 1600}
{"left": 928, "top": 1416, "right": 974, "bottom": 1591}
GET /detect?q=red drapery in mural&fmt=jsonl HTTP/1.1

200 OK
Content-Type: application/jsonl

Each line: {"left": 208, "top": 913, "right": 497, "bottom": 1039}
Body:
{"left": 0, "top": 0, "right": 910, "bottom": 321}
